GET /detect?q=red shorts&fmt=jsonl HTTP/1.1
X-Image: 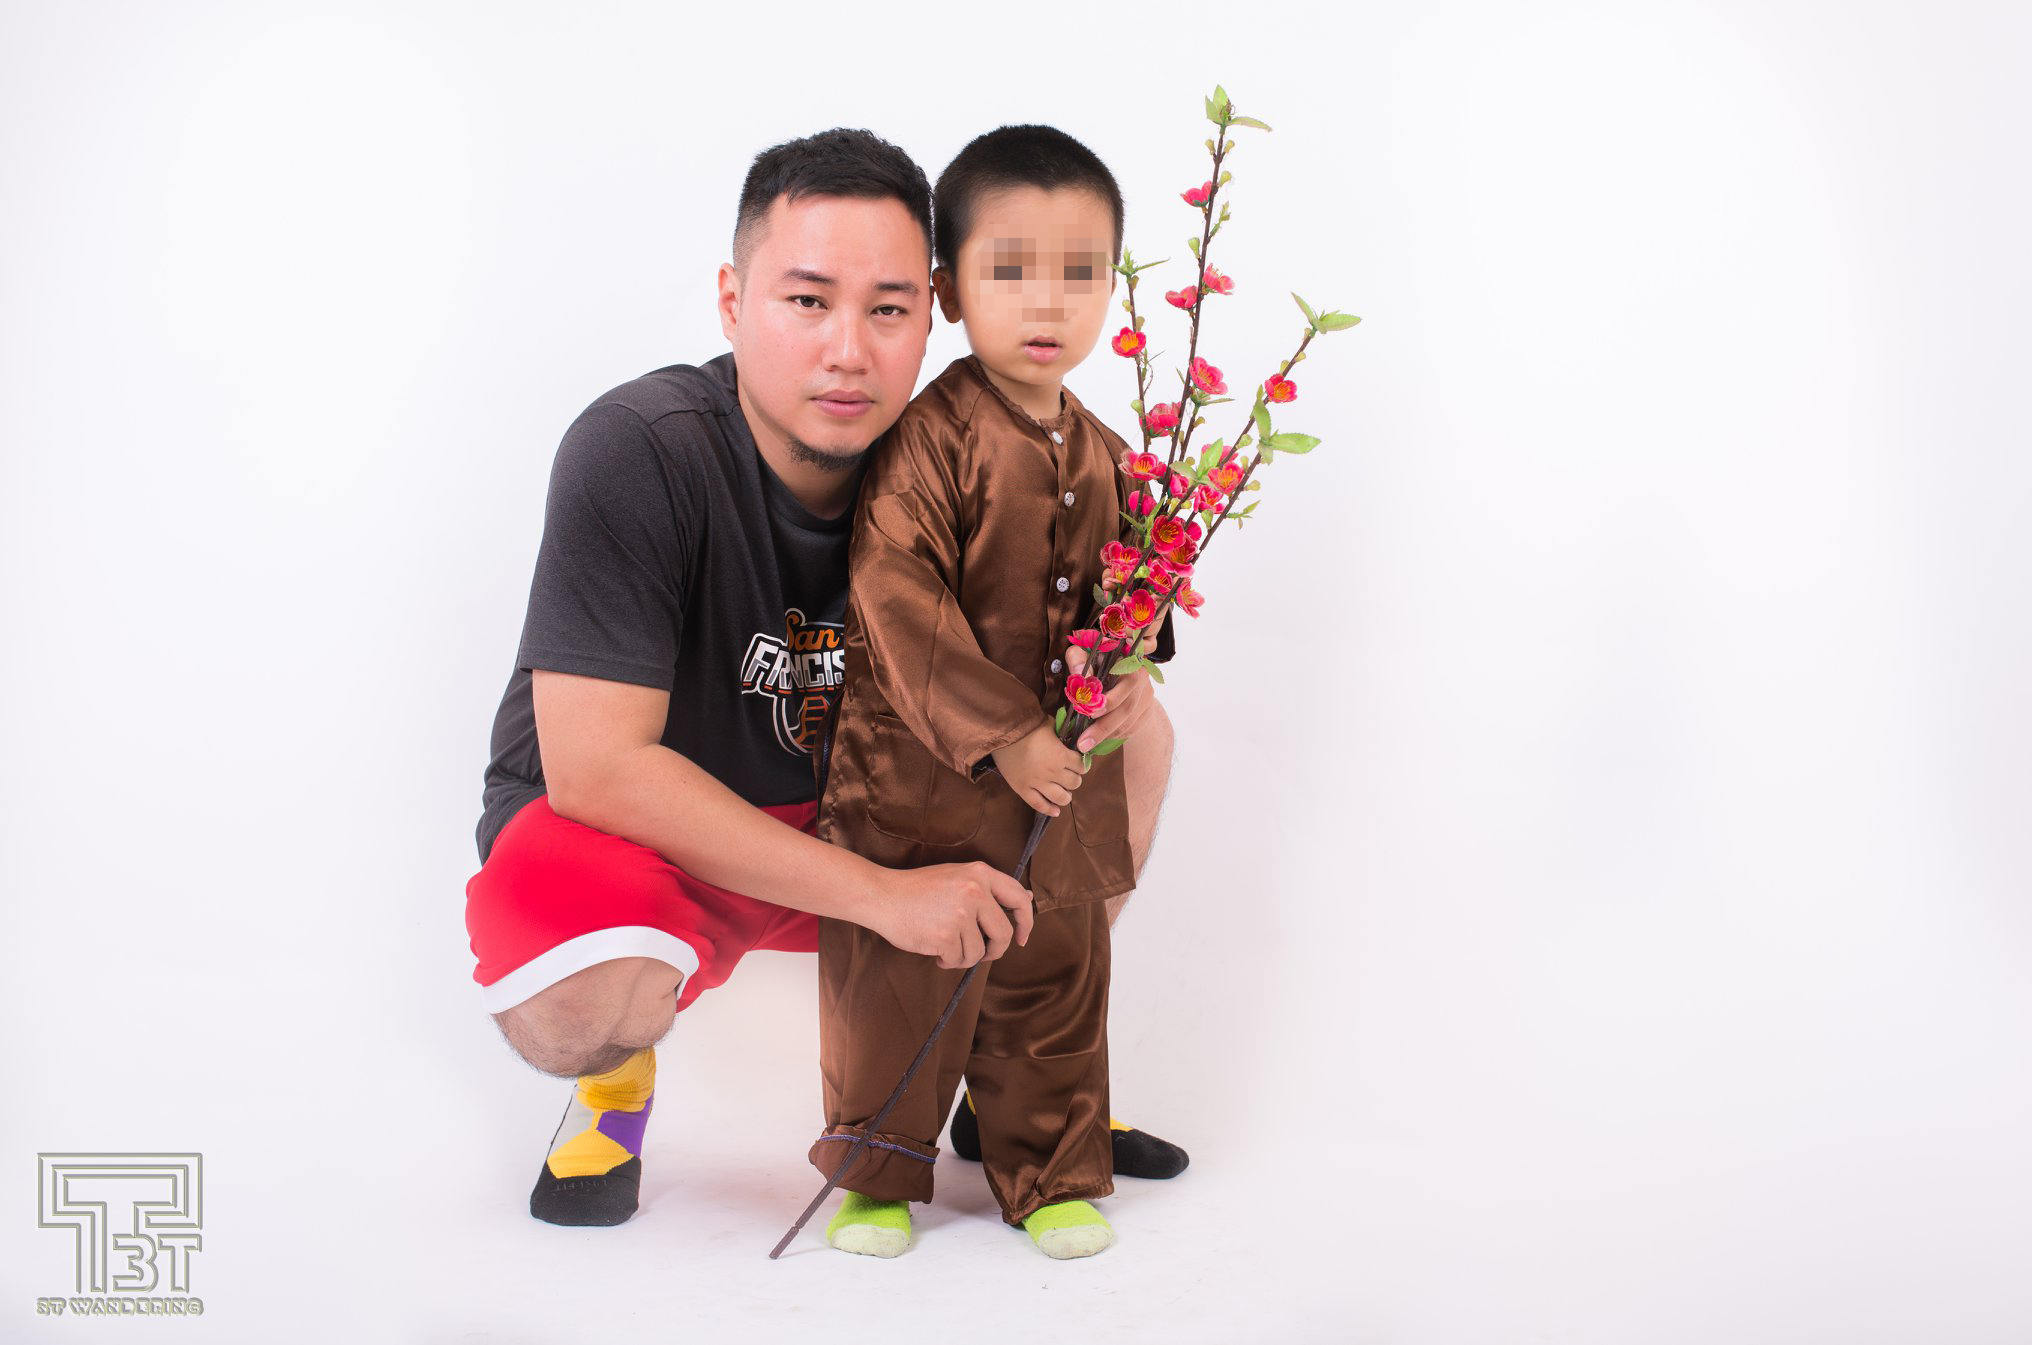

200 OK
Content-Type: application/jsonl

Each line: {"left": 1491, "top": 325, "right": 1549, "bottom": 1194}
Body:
{"left": 464, "top": 795, "right": 820, "bottom": 1014}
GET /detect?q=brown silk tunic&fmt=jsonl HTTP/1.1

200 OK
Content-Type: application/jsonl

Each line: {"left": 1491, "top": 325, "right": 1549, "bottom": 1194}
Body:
{"left": 817, "top": 355, "right": 1134, "bottom": 910}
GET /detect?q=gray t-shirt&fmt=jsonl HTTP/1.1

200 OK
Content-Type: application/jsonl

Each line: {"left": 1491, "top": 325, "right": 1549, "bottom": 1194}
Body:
{"left": 476, "top": 354, "right": 854, "bottom": 860}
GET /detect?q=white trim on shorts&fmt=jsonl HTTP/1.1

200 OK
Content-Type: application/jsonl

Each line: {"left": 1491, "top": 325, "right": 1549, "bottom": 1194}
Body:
{"left": 478, "top": 926, "right": 705, "bottom": 1014}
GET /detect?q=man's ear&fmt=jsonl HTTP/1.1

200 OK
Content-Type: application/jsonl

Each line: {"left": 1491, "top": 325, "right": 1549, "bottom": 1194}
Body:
{"left": 716, "top": 262, "right": 741, "bottom": 342}
{"left": 932, "top": 266, "right": 963, "bottom": 325}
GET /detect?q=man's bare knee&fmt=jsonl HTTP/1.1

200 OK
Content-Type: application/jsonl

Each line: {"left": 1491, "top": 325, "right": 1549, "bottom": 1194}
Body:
{"left": 1132, "top": 699, "right": 1176, "bottom": 785}
{"left": 1112, "top": 700, "right": 1177, "bottom": 928}
{"left": 491, "top": 956, "right": 684, "bottom": 1079}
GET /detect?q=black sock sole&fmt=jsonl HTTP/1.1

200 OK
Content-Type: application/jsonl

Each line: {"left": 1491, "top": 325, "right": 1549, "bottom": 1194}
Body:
{"left": 1111, "top": 1128, "right": 1190, "bottom": 1180}
{"left": 946, "top": 1099, "right": 1191, "bottom": 1180}
{"left": 529, "top": 1156, "right": 642, "bottom": 1226}
{"left": 948, "top": 1094, "right": 983, "bottom": 1162}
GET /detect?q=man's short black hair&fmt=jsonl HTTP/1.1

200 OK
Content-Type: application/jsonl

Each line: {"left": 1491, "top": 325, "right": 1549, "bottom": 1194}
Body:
{"left": 933, "top": 125, "right": 1125, "bottom": 274}
{"left": 732, "top": 128, "right": 933, "bottom": 272}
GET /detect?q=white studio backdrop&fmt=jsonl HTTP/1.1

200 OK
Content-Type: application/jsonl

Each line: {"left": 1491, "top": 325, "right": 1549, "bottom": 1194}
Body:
{"left": 2, "top": 2, "right": 2027, "bottom": 1342}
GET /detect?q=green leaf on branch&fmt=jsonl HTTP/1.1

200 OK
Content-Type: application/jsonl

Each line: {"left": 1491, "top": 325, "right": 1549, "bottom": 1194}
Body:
{"left": 1228, "top": 115, "right": 1272, "bottom": 131}
{"left": 1092, "top": 583, "right": 1110, "bottom": 605}
{"left": 1145, "top": 661, "right": 1165, "bottom": 685}
{"left": 1088, "top": 736, "right": 1127, "bottom": 758}
{"left": 1262, "top": 432, "right": 1320, "bottom": 454}
{"left": 1205, "top": 85, "right": 1231, "bottom": 125}
{"left": 1188, "top": 236, "right": 1200, "bottom": 256}
{"left": 1252, "top": 402, "right": 1272, "bottom": 440}
{"left": 1110, "top": 653, "right": 1148, "bottom": 677}
{"left": 1317, "top": 311, "right": 1362, "bottom": 331}
{"left": 1054, "top": 705, "right": 1067, "bottom": 732}
{"left": 1293, "top": 292, "right": 1318, "bottom": 326}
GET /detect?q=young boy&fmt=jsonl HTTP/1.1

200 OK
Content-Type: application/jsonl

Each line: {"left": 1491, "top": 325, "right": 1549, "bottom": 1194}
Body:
{"left": 806, "top": 125, "right": 1161, "bottom": 1259}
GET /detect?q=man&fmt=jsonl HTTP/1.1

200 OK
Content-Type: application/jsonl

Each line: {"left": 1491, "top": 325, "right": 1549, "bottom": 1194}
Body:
{"left": 465, "top": 128, "right": 1183, "bottom": 1227}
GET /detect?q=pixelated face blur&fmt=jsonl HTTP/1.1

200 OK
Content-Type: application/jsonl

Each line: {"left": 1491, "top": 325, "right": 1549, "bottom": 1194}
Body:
{"left": 719, "top": 194, "right": 932, "bottom": 471}
{"left": 935, "top": 186, "right": 1116, "bottom": 416}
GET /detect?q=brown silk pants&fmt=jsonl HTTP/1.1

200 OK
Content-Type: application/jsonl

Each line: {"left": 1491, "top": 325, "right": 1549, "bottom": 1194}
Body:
{"left": 809, "top": 900, "right": 1113, "bottom": 1226}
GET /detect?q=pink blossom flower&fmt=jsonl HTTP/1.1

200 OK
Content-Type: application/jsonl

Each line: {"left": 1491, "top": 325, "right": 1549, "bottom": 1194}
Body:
{"left": 1096, "top": 603, "right": 1133, "bottom": 643}
{"left": 1151, "top": 516, "right": 1186, "bottom": 552}
{"left": 1066, "top": 673, "right": 1107, "bottom": 718}
{"left": 1165, "top": 534, "right": 1200, "bottom": 567}
{"left": 1168, "top": 469, "right": 1192, "bottom": 498}
{"left": 1100, "top": 541, "right": 1144, "bottom": 588}
{"left": 1068, "top": 628, "right": 1121, "bottom": 654}
{"left": 1182, "top": 181, "right": 1213, "bottom": 207}
{"left": 1189, "top": 357, "right": 1227, "bottom": 396}
{"left": 1194, "top": 483, "right": 1226, "bottom": 514}
{"left": 1263, "top": 374, "right": 1296, "bottom": 403}
{"left": 1123, "top": 588, "right": 1160, "bottom": 629}
{"left": 1145, "top": 560, "right": 1183, "bottom": 595}
{"left": 1201, "top": 266, "right": 1234, "bottom": 296}
{"left": 1118, "top": 450, "right": 1166, "bottom": 481}
{"left": 1142, "top": 402, "right": 1181, "bottom": 436}
{"left": 1111, "top": 327, "right": 1146, "bottom": 357}
{"left": 1175, "top": 582, "right": 1206, "bottom": 618}
{"left": 1208, "top": 459, "right": 1246, "bottom": 493}
{"left": 1126, "top": 489, "right": 1158, "bottom": 516}
{"left": 1165, "top": 287, "right": 1199, "bottom": 311}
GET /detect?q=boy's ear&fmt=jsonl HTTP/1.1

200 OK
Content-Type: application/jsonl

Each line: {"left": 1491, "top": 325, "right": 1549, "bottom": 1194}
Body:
{"left": 932, "top": 266, "right": 963, "bottom": 324}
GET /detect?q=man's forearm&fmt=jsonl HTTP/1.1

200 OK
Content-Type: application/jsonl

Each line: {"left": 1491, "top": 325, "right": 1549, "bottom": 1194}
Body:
{"left": 547, "top": 743, "right": 883, "bottom": 924}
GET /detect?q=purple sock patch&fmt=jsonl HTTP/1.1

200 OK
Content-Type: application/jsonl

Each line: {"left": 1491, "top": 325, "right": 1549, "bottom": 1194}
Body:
{"left": 595, "top": 1093, "right": 653, "bottom": 1155}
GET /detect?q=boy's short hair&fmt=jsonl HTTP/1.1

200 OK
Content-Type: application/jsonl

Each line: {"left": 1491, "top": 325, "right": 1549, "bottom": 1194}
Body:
{"left": 732, "top": 128, "right": 933, "bottom": 271}
{"left": 933, "top": 125, "right": 1125, "bottom": 274}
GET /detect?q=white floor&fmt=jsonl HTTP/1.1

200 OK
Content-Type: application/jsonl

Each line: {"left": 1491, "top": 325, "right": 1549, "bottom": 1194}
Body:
{"left": 13, "top": 906, "right": 2027, "bottom": 1345}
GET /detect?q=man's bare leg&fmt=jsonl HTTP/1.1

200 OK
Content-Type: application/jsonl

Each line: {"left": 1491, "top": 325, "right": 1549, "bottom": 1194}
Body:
{"left": 494, "top": 957, "right": 685, "bottom": 1226}
{"left": 1107, "top": 698, "right": 1176, "bottom": 927}
{"left": 493, "top": 956, "right": 685, "bottom": 1079}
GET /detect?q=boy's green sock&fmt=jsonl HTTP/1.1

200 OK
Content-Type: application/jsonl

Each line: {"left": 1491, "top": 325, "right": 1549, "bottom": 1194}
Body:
{"left": 1022, "top": 1199, "right": 1114, "bottom": 1260}
{"left": 825, "top": 1191, "right": 912, "bottom": 1258}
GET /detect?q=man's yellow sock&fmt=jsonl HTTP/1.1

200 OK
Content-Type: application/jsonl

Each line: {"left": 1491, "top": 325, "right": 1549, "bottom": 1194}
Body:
{"left": 529, "top": 1048, "right": 655, "bottom": 1226}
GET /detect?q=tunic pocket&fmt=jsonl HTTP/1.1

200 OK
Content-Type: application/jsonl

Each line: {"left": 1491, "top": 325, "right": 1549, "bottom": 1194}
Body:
{"left": 1068, "top": 749, "right": 1128, "bottom": 848}
{"left": 863, "top": 713, "right": 986, "bottom": 848}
